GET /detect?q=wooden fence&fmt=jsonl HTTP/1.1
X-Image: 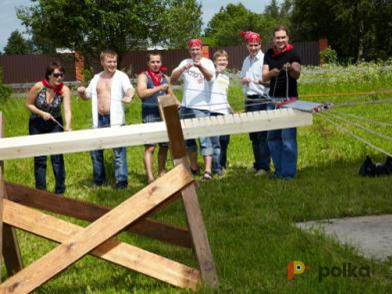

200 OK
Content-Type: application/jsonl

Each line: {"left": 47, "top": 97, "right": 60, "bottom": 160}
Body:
{"left": 0, "top": 41, "right": 320, "bottom": 84}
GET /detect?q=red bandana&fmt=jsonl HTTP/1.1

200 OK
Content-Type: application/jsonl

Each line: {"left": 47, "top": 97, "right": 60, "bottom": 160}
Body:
{"left": 187, "top": 39, "right": 202, "bottom": 48}
{"left": 240, "top": 31, "right": 261, "bottom": 43}
{"left": 272, "top": 44, "right": 294, "bottom": 58}
{"left": 42, "top": 79, "right": 64, "bottom": 95}
{"left": 146, "top": 66, "right": 167, "bottom": 87}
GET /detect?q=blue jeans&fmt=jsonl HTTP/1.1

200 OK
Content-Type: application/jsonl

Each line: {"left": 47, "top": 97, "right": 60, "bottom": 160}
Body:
{"left": 29, "top": 116, "right": 66, "bottom": 194}
{"left": 179, "top": 107, "right": 213, "bottom": 156}
{"left": 267, "top": 103, "right": 298, "bottom": 179}
{"left": 245, "top": 96, "right": 270, "bottom": 171}
{"left": 91, "top": 114, "right": 128, "bottom": 185}
{"left": 210, "top": 112, "right": 230, "bottom": 172}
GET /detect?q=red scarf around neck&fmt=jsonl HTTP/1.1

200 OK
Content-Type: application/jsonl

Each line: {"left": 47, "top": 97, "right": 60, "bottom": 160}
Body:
{"left": 146, "top": 66, "right": 167, "bottom": 87}
{"left": 272, "top": 44, "right": 294, "bottom": 58}
{"left": 42, "top": 79, "right": 64, "bottom": 95}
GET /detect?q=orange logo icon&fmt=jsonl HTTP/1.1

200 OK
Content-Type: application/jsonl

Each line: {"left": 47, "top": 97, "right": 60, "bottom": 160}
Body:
{"left": 288, "top": 261, "right": 310, "bottom": 280}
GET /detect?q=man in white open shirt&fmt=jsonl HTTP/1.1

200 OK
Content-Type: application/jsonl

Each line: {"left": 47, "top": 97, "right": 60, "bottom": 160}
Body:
{"left": 77, "top": 50, "right": 135, "bottom": 189}
{"left": 171, "top": 39, "right": 216, "bottom": 180}
{"left": 240, "top": 31, "right": 271, "bottom": 176}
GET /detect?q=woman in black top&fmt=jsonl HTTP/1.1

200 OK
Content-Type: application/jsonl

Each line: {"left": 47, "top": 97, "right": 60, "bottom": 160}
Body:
{"left": 26, "top": 62, "right": 72, "bottom": 194}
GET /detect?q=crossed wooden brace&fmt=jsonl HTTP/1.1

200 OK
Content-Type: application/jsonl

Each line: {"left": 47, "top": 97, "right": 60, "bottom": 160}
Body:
{"left": 0, "top": 96, "right": 219, "bottom": 293}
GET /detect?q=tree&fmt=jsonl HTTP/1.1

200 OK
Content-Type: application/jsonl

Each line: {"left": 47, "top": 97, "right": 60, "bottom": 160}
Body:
{"left": 17, "top": 0, "right": 202, "bottom": 62}
{"left": 163, "top": 0, "right": 202, "bottom": 48}
{"left": 204, "top": 3, "right": 279, "bottom": 47}
{"left": 4, "top": 30, "right": 33, "bottom": 55}
{"left": 291, "top": 0, "right": 392, "bottom": 61}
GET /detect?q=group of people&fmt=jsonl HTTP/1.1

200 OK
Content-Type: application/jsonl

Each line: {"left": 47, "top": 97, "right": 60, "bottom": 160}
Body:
{"left": 26, "top": 24, "right": 301, "bottom": 194}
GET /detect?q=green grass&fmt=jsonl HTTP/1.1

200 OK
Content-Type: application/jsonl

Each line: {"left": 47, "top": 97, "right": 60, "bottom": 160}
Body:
{"left": 1, "top": 67, "right": 392, "bottom": 293}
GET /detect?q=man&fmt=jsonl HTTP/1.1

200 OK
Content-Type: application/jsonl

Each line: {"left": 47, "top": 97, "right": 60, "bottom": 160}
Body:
{"left": 136, "top": 52, "right": 175, "bottom": 183}
{"left": 240, "top": 31, "right": 270, "bottom": 176}
{"left": 262, "top": 25, "right": 301, "bottom": 179}
{"left": 77, "top": 50, "right": 135, "bottom": 188}
{"left": 171, "top": 38, "right": 216, "bottom": 180}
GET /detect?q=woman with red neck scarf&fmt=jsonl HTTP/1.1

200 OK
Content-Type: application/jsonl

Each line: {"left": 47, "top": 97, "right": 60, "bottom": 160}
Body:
{"left": 262, "top": 25, "right": 301, "bottom": 179}
{"left": 26, "top": 62, "right": 72, "bottom": 194}
{"left": 136, "top": 52, "right": 176, "bottom": 183}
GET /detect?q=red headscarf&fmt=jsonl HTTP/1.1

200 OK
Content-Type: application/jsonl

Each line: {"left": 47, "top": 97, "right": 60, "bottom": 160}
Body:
{"left": 187, "top": 39, "right": 202, "bottom": 48}
{"left": 272, "top": 44, "right": 294, "bottom": 58}
{"left": 240, "top": 31, "right": 261, "bottom": 43}
{"left": 42, "top": 79, "right": 64, "bottom": 95}
{"left": 146, "top": 66, "right": 167, "bottom": 87}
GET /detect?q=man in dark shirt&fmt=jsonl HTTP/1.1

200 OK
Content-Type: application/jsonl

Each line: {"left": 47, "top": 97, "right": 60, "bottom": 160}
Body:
{"left": 262, "top": 25, "right": 301, "bottom": 179}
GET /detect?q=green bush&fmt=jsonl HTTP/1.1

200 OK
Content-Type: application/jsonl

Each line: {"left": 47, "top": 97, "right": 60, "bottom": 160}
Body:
{"left": 320, "top": 46, "right": 338, "bottom": 64}
{"left": 82, "top": 67, "right": 94, "bottom": 86}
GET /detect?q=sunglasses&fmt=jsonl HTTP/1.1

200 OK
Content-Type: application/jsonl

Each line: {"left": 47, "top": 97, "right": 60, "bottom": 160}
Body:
{"left": 53, "top": 73, "right": 64, "bottom": 78}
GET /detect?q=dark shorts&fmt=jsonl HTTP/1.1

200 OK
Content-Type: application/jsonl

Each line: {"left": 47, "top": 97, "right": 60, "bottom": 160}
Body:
{"left": 142, "top": 107, "right": 169, "bottom": 148}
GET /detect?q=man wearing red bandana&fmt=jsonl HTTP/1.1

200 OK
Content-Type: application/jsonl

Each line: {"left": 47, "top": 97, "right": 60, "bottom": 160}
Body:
{"left": 171, "top": 38, "right": 216, "bottom": 180}
{"left": 240, "top": 31, "right": 271, "bottom": 176}
{"left": 262, "top": 25, "right": 301, "bottom": 179}
{"left": 136, "top": 52, "right": 175, "bottom": 183}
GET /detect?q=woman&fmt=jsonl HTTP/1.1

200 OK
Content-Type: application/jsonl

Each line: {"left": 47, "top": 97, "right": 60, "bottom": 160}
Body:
{"left": 26, "top": 62, "right": 72, "bottom": 194}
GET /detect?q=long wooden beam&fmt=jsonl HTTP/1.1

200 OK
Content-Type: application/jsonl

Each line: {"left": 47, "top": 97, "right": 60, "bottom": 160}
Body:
{"left": 6, "top": 182, "right": 192, "bottom": 248}
{"left": 0, "top": 109, "right": 312, "bottom": 160}
{"left": 2, "top": 198, "right": 200, "bottom": 290}
{"left": 0, "top": 163, "right": 193, "bottom": 293}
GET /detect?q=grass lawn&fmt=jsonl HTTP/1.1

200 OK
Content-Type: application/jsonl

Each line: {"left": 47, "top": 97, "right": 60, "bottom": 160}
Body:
{"left": 1, "top": 64, "right": 392, "bottom": 293}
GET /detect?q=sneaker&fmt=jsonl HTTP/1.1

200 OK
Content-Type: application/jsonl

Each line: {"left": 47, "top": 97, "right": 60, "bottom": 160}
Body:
{"left": 115, "top": 181, "right": 128, "bottom": 189}
{"left": 201, "top": 171, "right": 213, "bottom": 181}
{"left": 255, "top": 169, "right": 268, "bottom": 176}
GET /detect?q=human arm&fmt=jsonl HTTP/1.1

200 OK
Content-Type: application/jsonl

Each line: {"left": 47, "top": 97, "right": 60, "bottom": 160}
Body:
{"left": 171, "top": 63, "right": 192, "bottom": 84}
{"left": 193, "top": 60, "right": 213, "bottom": 81}
{"left": 26, "top": 82, "right": 53, "bottom": 120}
{"left": 122, "top": 86, "right": 135, "bottom": 103}
{"left": 136, "top": 73, "right": 169, "bottom": 99}
{"left": 262, "top": 64, "right": 280, "bottom": 82}
{"left": 121, "top": 74, "right": 135, "bottom": 103}
{"left": 283, "top": 62, "right": 301, "bottom": 80}
{"left": 62, "top": 86, "right": 72, "bottom": 131}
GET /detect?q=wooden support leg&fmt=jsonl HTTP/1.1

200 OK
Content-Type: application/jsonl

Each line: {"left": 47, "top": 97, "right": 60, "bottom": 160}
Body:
{"left": 160, "top": 95, "right": 219, "bottom": 288}
{"left": 0, "top": 112, "right": 23, "bottom": 278}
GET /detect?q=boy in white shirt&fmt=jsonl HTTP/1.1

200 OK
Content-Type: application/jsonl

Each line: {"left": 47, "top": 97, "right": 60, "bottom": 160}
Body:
{"left": 209, "top": 50, "right": 232, "bottom": 175}
{"left": 171, "top": 39, "right": 216, "bottom": 180}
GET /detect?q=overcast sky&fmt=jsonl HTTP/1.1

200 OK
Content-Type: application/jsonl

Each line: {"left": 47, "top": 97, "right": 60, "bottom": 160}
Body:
{"left": 0, "top": 0, "right": 270, "bottom": 51}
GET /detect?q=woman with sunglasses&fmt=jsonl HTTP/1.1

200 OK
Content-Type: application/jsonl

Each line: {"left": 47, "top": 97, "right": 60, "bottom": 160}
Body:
{"left": 26, "top": 62, "right": 72, "bottom": 194}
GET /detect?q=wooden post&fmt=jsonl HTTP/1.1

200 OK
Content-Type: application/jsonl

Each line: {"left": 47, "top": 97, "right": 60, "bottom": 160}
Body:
{"left": 159, "top": 95, "right": 219, "bottom": 288}
{"left": 0, "top": 112, "right": 23, "bottom": 278}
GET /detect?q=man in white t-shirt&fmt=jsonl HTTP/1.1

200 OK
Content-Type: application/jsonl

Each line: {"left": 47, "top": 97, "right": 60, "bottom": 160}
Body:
{"left": 171, "top": 38, "right": 216, "bottom": 180}
{"left": 240, "top": 31, "right": 271, "bottom": 176}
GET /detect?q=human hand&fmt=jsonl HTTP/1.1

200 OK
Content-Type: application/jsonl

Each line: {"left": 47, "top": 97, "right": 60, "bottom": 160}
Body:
{"left": 77, "top": 86, "right": 86, "bottom": 96}
{"left": 270, "top": 68, "right": 280, "bottom": 77}
{"left": 42, "top": 112, "right": 54, "bottom": 121}
{"left": 283, "top": 63, "right": 291, "bottom": 71}
{"left": 193, "top": 60, "right": 202, "bottom": 68}
{"left": 183, "top": 63, "right": 193, "bottom": 71}
{"left": 159, "top": 84, "right": 169, "bottom": 92}
{"left": 122, "top": 96, "right": 132, "bottom": 103}
{"left": 241, "top": 77, "right": 252, "bottom": 84}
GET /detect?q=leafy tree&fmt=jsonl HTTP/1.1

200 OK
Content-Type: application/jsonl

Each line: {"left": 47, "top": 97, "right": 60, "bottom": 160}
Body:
{"left": 4, "top": 30, "right": 33, "bottom": 55}
{"left": 17, "top": 0, "right": 202, "bottom": 62}
{"left": 264, "top": 0, "right": 280, "bottom": 19}
{"left": 291, "top": 0, "right": 392, "bottom": 61}
{"left": 163, "top": 0, "right": 202, "bottom": 48}
{"left": 204, "top": 3, "right": 279, "bottom": 47}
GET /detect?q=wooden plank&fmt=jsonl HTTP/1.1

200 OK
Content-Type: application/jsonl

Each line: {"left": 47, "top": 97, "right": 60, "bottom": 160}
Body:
{"left": 6, "top": 182, "right": 193, "bottom": 249}
{"left": 0, "top": 163, "right": 193, "bottom": 293}
{"left": 0, "top": 113, "right": 23, "bottom": 278}
{"left": 0, "top": 109, "right": 312, "bottom": 160}
{"left": 161, "top": 99, "right": 219, "bottom": 288}
{"left": 2, "top": 199, "right": 200, "bottom": 290}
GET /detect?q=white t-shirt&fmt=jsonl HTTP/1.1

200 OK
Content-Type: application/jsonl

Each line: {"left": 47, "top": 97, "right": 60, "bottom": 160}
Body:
{"left": 209, "top": 72, "right": 231, "bottom": 114}
{"left": 240, "top": 50, "right": 268, "bottom": 97}
{"left": 174, "top": 57, "right": 216, "bottom": 111}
